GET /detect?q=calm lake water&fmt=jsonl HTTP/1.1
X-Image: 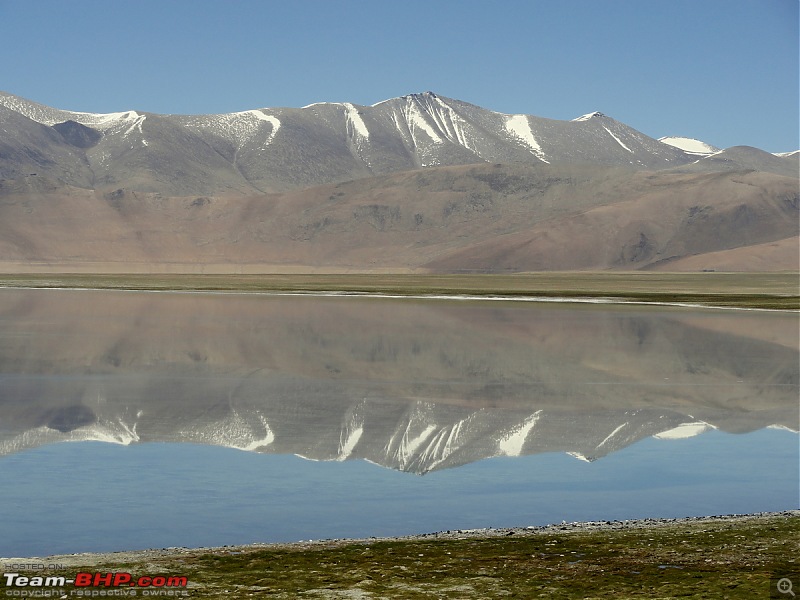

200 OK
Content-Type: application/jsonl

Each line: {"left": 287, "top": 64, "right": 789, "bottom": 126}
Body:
{"left": 0, "top": 288, "right": 797, "bottom": 557}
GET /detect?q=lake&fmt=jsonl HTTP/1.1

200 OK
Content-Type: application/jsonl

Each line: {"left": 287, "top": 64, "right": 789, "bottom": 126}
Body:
{"left": 0, "top": 288, "right": 797, "bottom": 557}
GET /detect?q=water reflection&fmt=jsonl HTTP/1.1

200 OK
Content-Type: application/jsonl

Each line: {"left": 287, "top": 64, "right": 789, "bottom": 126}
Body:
{"left": 1, "top": 288, "right": 796, "bottom": 474}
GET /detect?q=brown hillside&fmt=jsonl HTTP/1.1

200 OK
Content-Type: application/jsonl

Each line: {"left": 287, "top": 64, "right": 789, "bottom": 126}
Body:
{"left": 0, "top": 164, "right": 796, "bottom": 273}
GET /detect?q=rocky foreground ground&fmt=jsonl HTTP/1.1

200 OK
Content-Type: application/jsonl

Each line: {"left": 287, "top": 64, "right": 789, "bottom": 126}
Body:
{"left": 4, "top": 511, "right": 798, "bottom": 598}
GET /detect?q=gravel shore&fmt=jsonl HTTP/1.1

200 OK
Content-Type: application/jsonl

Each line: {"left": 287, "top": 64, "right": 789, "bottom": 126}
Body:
{"left": 5, "top": 510, "right": 797, "bottom": 568}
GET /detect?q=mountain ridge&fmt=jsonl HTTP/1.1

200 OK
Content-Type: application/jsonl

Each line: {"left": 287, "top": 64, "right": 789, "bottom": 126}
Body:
{"left": 2, "top": 89, "right": 796, "bottom": 193}
{"left": 0, "top": 90, "right": 749, "bottom": 194}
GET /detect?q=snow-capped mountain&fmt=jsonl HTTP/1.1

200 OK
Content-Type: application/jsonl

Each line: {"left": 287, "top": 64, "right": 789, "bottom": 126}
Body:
{"left": 0, "top": 90, "right": 722, "bottom": 195}
{"left": 0, "top": 91, "right": 797, "bottom": 273}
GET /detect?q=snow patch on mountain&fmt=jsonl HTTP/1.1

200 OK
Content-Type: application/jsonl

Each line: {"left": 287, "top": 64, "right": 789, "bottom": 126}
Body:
{"left": 567, "top": 451, "right": 593, "bottom": 463}
{"left": 498, "top": 410, "right": 542, "bottom": 456}
{"left": 654, "top": 422, "right": 714, "bottom": 440}
{"left": 337, "top": 402, "right": 366, "bottom": 460}
{"left": 429, "top": 95, "right": 474, "bottom": 151}
{"left": 337, "top": 424, "right": 364, "bottom": 460}
{"left": 659, "top": 136, "right": 719, "bottom": 156}
{"left": 0, "top": 95, "right": 155, "bottom": 149}
{"left": 242, "top": 109, "right": 281, "bottom": 129}
{"left": 403, "top": 98, "right": 444, "bottom": 145}
{"left": 767, "top": 424, "right": 800, "bottom": 433}
{"left": 416, "top": 420, "right": 467, "bottom": 472}
{"left": 505, "top": 114, "right": 549, "bottom": 163}
{"left": 122, "top": 112, "right": 146, "bottom": 137}
{"left": 0, "top": 94, "right": 52, "bottom": 123}
{"left": 602, "top": 125, "right": 633, "bottom": 153}
{"left": 394, "top": 422, "right": 437, "bottom": 467}
{"left": 301, "top": 101, "right": 333, "bottom": 109}
{"left": 596, "top": 422, "right": 628, "bottom": 449}
{"left": 0, "top": 93, "right": 124, "bottom": 129}
{"left": 689, "top": 149, "right": 727, "bottom": 165}
{"left": 83, "top": 419, "right": 140, "bottom": 445}
{"left": 0, "top": 416, "right": 141, "bottom": 456}
{"left": 1, "top": 94, "right": 146, "bottom": 134}
{"left": 572, "top": 111, "right": 605, "bottom": 122}
{"left": 179, "top": 410, "right": 275, "bottom": 451}
{"left": 383, "top": 403, "right": 446, "bottom": 469}
{"left": 236, "top": 419, "right": 276, "bottom": 451}
{"left": 184, "top": 109, "right": 281, "bottom": 150}
{"left": 343, "top": 103, "right": 369, "bottom": 138}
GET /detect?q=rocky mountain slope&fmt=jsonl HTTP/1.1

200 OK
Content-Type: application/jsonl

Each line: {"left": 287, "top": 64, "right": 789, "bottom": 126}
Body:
{"left": 0, "top": 91, "right": 698, "bottom": 194}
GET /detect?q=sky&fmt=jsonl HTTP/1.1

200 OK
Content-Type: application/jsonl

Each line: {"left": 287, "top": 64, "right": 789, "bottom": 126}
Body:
{"left": 1, "top": 0, "right": 797, "bottom": 152}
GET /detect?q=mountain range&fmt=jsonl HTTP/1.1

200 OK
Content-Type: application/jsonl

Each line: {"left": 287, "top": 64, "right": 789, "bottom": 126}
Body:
{"left": 0, "top": 91, "right": 797, "bottom": 272}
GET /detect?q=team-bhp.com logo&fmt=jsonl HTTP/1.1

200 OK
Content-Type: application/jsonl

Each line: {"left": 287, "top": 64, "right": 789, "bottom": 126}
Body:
{"left": 4, "top": 572, "right": 189, "bottom": 597}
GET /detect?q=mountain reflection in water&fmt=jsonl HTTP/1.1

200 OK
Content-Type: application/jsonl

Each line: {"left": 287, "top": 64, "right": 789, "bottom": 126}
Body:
{"left": 0, "top": 288, "right": 797, "bottom": 474}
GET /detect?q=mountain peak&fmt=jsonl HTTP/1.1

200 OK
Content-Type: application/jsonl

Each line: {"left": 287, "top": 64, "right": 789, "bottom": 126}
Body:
{"left": 403, "top": 91, "right": 440, "bottom": 101}
{"left": 571, "top": 111, "right": 606, "bottom": 122}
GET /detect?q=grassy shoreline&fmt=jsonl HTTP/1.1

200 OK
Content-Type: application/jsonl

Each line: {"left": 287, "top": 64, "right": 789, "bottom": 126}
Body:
{"left": 0, "top": 272, "right": 798, "bottom": 309}
{"left": 3, "top": 512, "right": 798, "bottom": 598}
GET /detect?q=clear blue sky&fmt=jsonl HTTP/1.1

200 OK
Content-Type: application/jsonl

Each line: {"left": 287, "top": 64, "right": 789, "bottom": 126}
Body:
{"left": 1, "top": 0, "right": 797, "bottom": 152}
